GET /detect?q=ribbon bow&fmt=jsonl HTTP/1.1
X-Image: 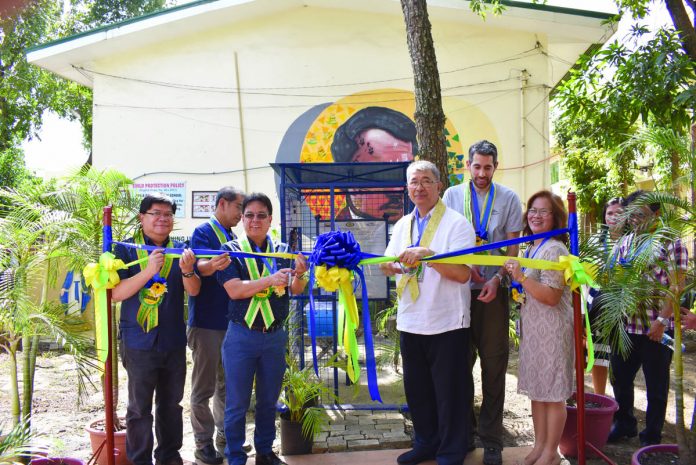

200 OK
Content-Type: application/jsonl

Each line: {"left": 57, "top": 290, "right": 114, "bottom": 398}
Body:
{"left": 83, "top": 252, "right": 126, "bottom": 366}
{"left": 559, "top": 255, "right": 598, "bottom": 291}
{"left": 83, "top": 252, "right": 125, "bottom": 292}
{"left": 308, "top": 230, "right": 381, "bottom": 402}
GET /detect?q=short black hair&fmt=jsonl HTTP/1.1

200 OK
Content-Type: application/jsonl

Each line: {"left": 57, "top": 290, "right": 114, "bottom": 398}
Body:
{"left": 468, "top": 139, "right": 498, "bottom": 165}
{"left": 623, "top": 190, "right": 659, "bottom": 212}
{"left": 331, "top": 107, "right": 418, "bottom": 162}
{"left": 242, "top": 192, "right": 273, "bottom": 215}
{"left": 215, "top": 186, "right": 245, "bottom": 208}
{"left": 139, "top": 193, "right": 176, "bottom": 214}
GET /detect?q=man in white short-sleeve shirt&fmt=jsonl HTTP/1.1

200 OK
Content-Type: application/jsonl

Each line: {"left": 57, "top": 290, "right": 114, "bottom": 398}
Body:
{"left": 381, "top": 160, "right": 475, "bottom": 465}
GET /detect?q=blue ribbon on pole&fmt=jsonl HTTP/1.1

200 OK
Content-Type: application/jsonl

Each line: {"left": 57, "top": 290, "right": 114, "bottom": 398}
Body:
{"left": 355, "top": 266, "right": 382, "bottom": 402}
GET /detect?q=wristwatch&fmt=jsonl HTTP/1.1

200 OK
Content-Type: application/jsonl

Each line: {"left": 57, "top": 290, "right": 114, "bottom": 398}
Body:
{"left": 656, "top": 316, "right": 670, "bottom": 327}
{"left": 182, "top": 271, "right": 196, "bottom": 278}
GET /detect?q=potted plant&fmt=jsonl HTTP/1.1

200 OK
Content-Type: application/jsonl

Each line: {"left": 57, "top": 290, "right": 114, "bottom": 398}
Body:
{"left": 31, "top": 168, "right": 138, "bottom": 464}
{"left": 592, "top": 126, "right": 696, "bottom": 465}
{"left": 0, "top": 418, "right": 46, "bottom": 464}
{"left": 1, "top": 169, "right": 139, "bottom": 465}
{"left": 559, "top": 392, "right": 618, "bottom": 457}
{"left": 278, "top": 355, "right": 332, "bottom": 455}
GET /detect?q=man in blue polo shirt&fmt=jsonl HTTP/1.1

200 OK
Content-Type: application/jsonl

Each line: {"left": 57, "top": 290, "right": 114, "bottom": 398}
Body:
{"left": 188, "top": 186, "right": 245, "bottom": 464}
{"left": 217, "top": 192, "right": 308, "bottom": 465}
{"left": 113, "top": 193, "right": 200, "bottom": 465}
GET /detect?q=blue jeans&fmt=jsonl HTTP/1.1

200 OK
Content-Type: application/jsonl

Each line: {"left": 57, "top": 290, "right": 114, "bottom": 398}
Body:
{"left": 221, "top": 322, "right": 287, "bottom": 465}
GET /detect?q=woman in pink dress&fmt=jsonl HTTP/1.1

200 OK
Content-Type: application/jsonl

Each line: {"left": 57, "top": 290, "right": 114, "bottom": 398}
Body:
{"left": 505, "top": 191, "right": 573, "bottom": 465}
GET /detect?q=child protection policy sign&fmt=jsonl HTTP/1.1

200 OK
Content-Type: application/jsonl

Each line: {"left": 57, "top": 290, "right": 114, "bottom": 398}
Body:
{"left": 132, "top": 181, "right": 187, "bottom": 218}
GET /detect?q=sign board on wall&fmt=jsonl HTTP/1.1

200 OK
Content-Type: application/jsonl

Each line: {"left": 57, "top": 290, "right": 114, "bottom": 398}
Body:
{"left": 192, "top": 191, "right": 217, "bottom": 218}
{"left": 132, "top": 181, "right": 186, "bottom": 218}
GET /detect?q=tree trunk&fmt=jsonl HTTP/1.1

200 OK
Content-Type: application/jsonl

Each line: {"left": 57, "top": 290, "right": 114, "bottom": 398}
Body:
{"left": 665, "top": 0, "right": 696, "bottom": 61}
{"left": 21, "top": 333, "right": 31, "bottom": 427}
{"left": 400, "top": 0, "right": 449, "bottom": 189}
{"left": 672, "top": 300, "right": 687, "bottom": 454}
{"left": 8, "top": 338, "right": 20, "bottom": 426}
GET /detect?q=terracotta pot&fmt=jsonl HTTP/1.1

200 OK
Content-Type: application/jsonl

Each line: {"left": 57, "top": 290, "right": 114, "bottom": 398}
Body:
{"left": 559, "top": 392, "right": 618, "bottom": 458}
{"left": 31, "top": 458, "right": 84, "bottom": 465}
{"left": 631, "top": 443, "right": 679, "bottom": 465}
{"left": 86, "top": 418, "right": 131, "bottom": 465}
{"left": 279, "top": 414, "right": 312, "bottom": 456}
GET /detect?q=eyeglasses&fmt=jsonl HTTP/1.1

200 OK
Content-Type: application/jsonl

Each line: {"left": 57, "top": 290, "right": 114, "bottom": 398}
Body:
{"left": 244, "top": 212, "right": 269, "bottom": 220}
{"left": 144, "top": 211, "right": 175, "bottom": 219}
{"left": 527, "top": 208, "right": 552, "bottom": 218}
{"left": 407, "top": 179, "right": 437, "bottom": 189}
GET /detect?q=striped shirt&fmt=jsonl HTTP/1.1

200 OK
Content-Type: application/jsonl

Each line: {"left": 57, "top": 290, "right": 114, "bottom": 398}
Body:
{"left": 617, "top": 234, "right": 688, "bottom": 334}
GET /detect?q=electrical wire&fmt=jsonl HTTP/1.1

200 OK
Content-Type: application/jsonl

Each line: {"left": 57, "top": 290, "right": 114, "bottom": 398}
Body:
{"left": 72, "top": 46, "right": 542, "bottom": 94}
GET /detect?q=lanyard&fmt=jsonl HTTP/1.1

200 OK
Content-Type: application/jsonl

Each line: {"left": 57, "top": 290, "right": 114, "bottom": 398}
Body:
{"left": 470, "top": 182, "right": 496, "bottom": 241}
{"left": 523, "top": 237, "right": 551, "bottom": 270}
{"left": 412, "top": 209, "right": 430, "bottom": 247}
{"left": 252, "top": 236, "right": 278, "bottom": 275}
{"left": 210, "top": 216, "right": 233, "bottom": 243}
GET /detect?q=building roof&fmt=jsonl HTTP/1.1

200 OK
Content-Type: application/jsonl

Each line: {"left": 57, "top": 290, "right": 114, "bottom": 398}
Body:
{"left": 27, "top": 0, "right": 617, "bottom": 87}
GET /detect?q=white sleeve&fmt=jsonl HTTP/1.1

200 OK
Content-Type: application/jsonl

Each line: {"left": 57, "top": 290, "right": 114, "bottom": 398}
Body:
{"left": 447, "top": 216, "right": 476, "bottom": 253}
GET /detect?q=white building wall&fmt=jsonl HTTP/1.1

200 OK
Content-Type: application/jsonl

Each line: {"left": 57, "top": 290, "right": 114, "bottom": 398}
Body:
{"left": 90, "top": 5, "right": 553, "bottom": 234}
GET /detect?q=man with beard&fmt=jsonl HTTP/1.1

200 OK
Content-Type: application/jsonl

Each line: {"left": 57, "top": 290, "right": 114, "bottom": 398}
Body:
{"left": 331, "top": 106, "right": 416, "bottom": 221}
{"left": 442, "top": 140, "right": 523, "bottom": 465}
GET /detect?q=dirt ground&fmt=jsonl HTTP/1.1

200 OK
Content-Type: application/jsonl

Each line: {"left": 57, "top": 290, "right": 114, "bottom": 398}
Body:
{"left": 1, "top": 337, "right": 695, "bottom": 465}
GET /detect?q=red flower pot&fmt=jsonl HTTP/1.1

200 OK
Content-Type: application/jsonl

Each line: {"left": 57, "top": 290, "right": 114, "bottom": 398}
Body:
{"left": 559, "top": 392, "right": 618, "bottom": 458}
{"left": 86, "top": 418, "right": 131, "bottom": 465}
{"left": 631, "top": 443, "right": 679, "bottom": 465}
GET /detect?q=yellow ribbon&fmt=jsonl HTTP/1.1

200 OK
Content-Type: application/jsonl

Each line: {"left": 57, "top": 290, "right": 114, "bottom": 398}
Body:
{"left": 83, "top": 252, "right": 126, "bottom": 366}
{"left": 314, "top": 265, "right": 360, "bottom": 382}
{"left": 384, "top": 253, "right": 598, "bottom": 292}
{"left": 559, "top": 255, "right": 598, "bottom": 291}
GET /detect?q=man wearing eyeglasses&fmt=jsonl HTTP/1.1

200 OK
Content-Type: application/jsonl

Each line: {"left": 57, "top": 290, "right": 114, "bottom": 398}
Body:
{"left": 217, "top": 193, "right": 308, "bottom": 465}
{"left": 112, "top": 193, "right": 201, "bottom": 465}
{"left": 381, "top": 161, "right": 475, "bottom": 465}
{"left": 187, "top": 187, "right": 247, "bottom": 464}
{"left": 442, "top": 140, "right": 523, "bottom": 465}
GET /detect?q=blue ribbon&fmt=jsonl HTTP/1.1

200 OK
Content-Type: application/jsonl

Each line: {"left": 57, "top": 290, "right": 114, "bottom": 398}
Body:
{"left": 471, "top": 182, "right": 495, "bottom": 242}
{"left": 355, "top": 266, "right": 382, "bottom": 402}
{"left": 427, "top": 228, "right": 570, "bottom": 261}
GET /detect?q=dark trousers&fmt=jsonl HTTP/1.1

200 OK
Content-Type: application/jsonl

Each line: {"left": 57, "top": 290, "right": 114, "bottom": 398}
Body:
{"left": 401, "top": 328, "right": 472, "bottom": 465}
{"left": 121, "top": 345, "right": 187, "bottom": 465}
{"left": 468, "top": 289, "right": 509, "bottom": 450}
{"left": 610, "top": 333, "right": 672, "bottom": 444}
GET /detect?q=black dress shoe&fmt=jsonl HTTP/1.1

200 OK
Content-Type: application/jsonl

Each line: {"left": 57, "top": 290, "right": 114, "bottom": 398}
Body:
{"left": 397, "top": 448, "right": 436, "bottom": 465}
{"left": 607, "top": 424, "right": 638, "bottom": 443}
{"left": 155, "top": 456, "right": 183, "bottom": 465}
{"left": 194, "top": 444, "right": 223, "bottom": 465}
{"left": 255, "top": 452, "right": 287, "bottom": 465}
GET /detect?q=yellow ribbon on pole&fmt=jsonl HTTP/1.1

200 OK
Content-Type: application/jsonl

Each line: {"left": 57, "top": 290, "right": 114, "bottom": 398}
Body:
{"left": 83, "top": 252, "right": 126, "bottom": 366}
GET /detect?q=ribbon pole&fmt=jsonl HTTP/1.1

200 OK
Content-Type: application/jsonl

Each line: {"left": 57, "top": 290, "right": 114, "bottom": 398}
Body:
{"left": 103, "top": 206, "right": 116, "bottom": 465}
{"left": 568, "top": 193, "right": 586, "bottom": 465}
